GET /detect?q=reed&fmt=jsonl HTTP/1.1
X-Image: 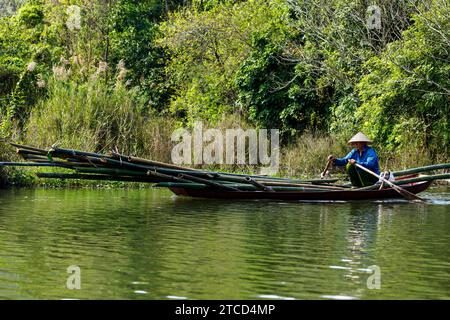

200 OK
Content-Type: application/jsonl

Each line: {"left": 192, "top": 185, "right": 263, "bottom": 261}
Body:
{"left": 24, "top": 78, "right": 178, "bottom": 161}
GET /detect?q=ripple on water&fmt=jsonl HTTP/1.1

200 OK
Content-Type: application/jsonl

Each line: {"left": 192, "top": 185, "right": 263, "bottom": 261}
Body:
{"left": 167, "top": 295, "right": 188, "bottom": 300}
{"left": 134, "top": 290, "right": 148, "bottom": 294}
{"left": 257, "top": 294, "right": 295, "bottom": 300}
{"left": 0, "top": 187, "right": 448, "bottom": 299}
{"left": 321, "top": 295, "right": 358, "bottom": 300}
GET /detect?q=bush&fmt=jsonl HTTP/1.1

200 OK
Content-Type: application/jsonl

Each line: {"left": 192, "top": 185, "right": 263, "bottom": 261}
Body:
{"left": 25, "top": 77, "right": 177, "bottom": 161}
{"left": 356, "top": 1, "right": 450, "bottom": 160}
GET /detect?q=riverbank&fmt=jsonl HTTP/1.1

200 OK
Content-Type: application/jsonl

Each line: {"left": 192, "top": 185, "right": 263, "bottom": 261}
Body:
{"left": 1, "top": 133, "right": 448, "bottom": 188}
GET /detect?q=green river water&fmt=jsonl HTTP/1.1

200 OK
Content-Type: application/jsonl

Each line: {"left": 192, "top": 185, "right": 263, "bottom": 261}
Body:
{"left": 0, "top": 186, "right": 449, "bottom": 300}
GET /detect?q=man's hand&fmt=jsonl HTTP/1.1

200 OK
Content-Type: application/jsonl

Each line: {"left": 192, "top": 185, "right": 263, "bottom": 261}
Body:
{"left": 348, "top": 159, "right": 356, "bottom": 165}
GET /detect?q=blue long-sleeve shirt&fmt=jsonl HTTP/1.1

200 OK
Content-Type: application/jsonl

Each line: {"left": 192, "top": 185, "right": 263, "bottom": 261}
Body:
{"left": 334, "top": 146, "right": 380, "bottom": 175}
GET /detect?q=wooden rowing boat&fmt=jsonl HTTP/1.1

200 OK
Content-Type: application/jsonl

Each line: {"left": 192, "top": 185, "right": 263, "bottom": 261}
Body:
{"left": 3, "top": 142, "right": 448, "bottom": 201}
{"left": 167, "top": 180, "right": 432, "bottom": 201}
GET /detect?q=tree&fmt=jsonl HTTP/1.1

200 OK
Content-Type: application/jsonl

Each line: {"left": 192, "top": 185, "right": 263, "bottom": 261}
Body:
{"left": 356, "top": 0, "right": 450, "bottom": 158}
{"left": 159, "top": 0, "right": 290, "bottom": 124}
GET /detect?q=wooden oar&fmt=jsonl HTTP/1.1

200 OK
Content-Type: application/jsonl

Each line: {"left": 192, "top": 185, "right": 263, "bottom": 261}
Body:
{"left": 354, "top": 163, "right": 424, "bottom": 202}
{"left": 320, "top": 159, "right": 333, "bottom": 179}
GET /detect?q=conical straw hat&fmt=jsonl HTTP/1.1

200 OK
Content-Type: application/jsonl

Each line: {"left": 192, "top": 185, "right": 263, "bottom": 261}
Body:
{"left": 348, "top": 132, "right": 373, "bottom": 144}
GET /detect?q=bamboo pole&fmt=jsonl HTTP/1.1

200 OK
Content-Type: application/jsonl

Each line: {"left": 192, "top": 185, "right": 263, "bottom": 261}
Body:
{"left": 5, "top": 143, "right": 367, "bottom": 189}
{"left": 350, "top": 184, "right": 380, "bottom": 191}
{"left": 16, "top": 148, "right": 47, "bottom": 157}
{"left": 36, "top": 172, "right": 163, "bottom": 182}
{"left": 245, "top": 177, "right": 274, "bottom": 191}
{"left": 12, "top": 143, "right": 342, "bottom": 184}
{"left": 50, "top": 147, "right": 110, "bottom": 159}
{"left": 103, "top": 156, "right": 341, "bottom": 185}
{"left": 393, "top": 174, "right": 450, "bottom": 186}
{"left": 111, "top": 153, "right": 197, "bottom": 172}
{"left": 178, "top": 173, "right": 240, "bottom": 191}
{"left": 18, "top": 154, "right": 48, "bottom": 161}
{"left": 147, "top": 170, "right": 191, "bottom": 183}
{"left": 210, "top": 173, "right": 345, "bottom": 190}
{"left": 10, "top": 143, "right": 49, "bottom": 154}
{"left": 369, "top": 174, "right": 450, "bottom": 190}
{"left": 109, "top": 150, "right": 339, "bottom": 184}
{"left": 20, "top": 158, "right": 93, "bottom": 167}
{"left": 74, "top": 167, "right": 150, "bottom": 176}
{"left": 0, "top": 162, "right": 71, "bottom": 168}
{"left": 393, "top": 163, "right": 450, "bottom": 176}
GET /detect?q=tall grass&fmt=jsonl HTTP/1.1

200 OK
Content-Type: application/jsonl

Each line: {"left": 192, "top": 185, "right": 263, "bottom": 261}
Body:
{"left": 281, "top": 133, "right": 349, "bottom": 177}
{"left": 0, "top": 141, "right": 36, "bottom": 187}
{"left": 25, "top": 78, "right": 177, "bottom": 161}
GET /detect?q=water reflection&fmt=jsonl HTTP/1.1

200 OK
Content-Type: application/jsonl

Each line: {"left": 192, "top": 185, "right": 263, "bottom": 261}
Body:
{"left": 0, "top": 187, "right": 448, "bottom": 299}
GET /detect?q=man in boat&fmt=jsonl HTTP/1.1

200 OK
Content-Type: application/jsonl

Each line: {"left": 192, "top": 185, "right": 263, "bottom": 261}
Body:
{"left": 328, "top": 132, "right": 380, "bottom": 187}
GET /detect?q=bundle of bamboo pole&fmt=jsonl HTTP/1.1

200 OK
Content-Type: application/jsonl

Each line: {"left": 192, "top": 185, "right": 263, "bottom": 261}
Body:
{"left": 1, "top": 142, "right": 345, "bottom": 192}
{"left": 1, "top": 142, "right": 449, "bottom": 193}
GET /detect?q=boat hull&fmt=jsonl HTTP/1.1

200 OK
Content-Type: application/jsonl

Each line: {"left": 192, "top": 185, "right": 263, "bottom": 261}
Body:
{"left": 168, "top": 180, "right": 432, "bottom": 201}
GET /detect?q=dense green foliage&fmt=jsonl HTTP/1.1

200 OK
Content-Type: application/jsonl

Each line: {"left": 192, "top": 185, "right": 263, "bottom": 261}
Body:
{"left": 159, "top": 0, "right": 291, "bottom": 123}
{"left": 0, "top": 0, "right": 449, "bottom": 176}
{"left": 357, "top": 1, "right": 450, "bottom": 156}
